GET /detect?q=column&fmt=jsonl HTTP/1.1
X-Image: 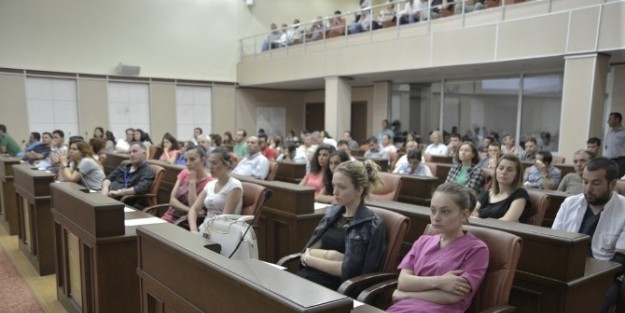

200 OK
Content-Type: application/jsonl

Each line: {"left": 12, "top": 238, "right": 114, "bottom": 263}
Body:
{"left": 325, "top": 76, "right": 351, "bottom": 139}
{"left": 372, "top": 81, "right": 392, "bottom": 137}
{"left": 559, "top": 53, "right": 609, "bottom": 159}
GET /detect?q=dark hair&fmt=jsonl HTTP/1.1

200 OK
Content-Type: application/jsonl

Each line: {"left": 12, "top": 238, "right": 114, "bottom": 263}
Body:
{"left": 258, "top": 133, "right": 268, "bottom": 143}
{"left": 337, "top": 139, "right": 350, "bottom": 147}
{"left": 125, "top": 128, "right": 135, "bottom": 134}
{"left": 367, "top": 136, "right": 378, "bottom": 144}
{"left": 210, "top": 147, "right": 233, "bottom": 169}
{"left": 105, "top": 130, "right": 116, "bottom": 144}
{"left": 223, "top": 131, "right": 233, "bottom": 144}
{"left": 537, "top": 150, "right": 552, "bottom": 165}
{"left": 69, "top": 136, "right": 84, "bottom": 145}
{"left": 72, "top": 140, "right": 96, "bottom": 159}
{"left": 194, "top": 127, "right": 203, "bottom": 135}
{"left": 456, "top": 141, "right": 480, "bottom": 165}
{"left": 210, "top": 133, "right": 222, "bottom": 146}
{"left": 53, "top": 129, "right": 65, "bottom": 138}
{"left": 31, "top": 132, "right": 41, "bottom": 141}
{"left": 450, "top": 133, "right": 461, "bottom": 140}
{"left": 492, "top": 154, "right": 523, "bottom": 194}
{"left": 587, "top": 137, "right": 602, "bottom": 146}
{"left": 526, "top": 137, "right": 538, "bottom": 145}
{"left": 162, "top": 133, "right": 179, "bottom": 151}
{"left": 407, "top": 149, "right": 422, "bottom": 160}
{"left": 93, "top": 127, "right": 104, "bottom": 138}
{"left": 238, "top": 129, "right": 247, "bottom": 137}
{"left": 489, "top": 141, "right": 502, "bottom": 149}
{"left": 90, "top": 138, "right": 106, "bottom": 154}
{"left": 610, "top": 112, "right": 622, "bottom": 123}
{"left": 322, "top": 150, "right": 350, "bottom": 195}
{"left": 484, "top": 136, "right": 494, "bottom": 143}
{"left": 0, "top": 124, "right": 6, "bottom": 133}
{"left": 310, "top": 144, "right": 336, "bottom": 174}
{"left": 586, "top": 157, "right": 620, "bottom": 182}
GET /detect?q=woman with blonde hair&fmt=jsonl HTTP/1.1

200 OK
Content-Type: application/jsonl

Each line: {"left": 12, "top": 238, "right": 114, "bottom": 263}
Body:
{"left": 297, "top": 159, "right": 387, "bottom": 291}
{"left": 58, "top": 140, "right": 106, "bottom": 191}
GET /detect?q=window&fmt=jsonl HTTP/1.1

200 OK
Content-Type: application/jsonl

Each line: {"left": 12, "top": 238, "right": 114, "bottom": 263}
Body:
{"left": 107, "top": 82, "right": 150, "bottom": 139}
{"left": 520, "top": 74, "right": 563, "bottom": 152}
{"left": 175, "top": 85, "right": 212, "bottom": 142}
{"left": 26, "top": 77, "right": 79, "bottom": 136}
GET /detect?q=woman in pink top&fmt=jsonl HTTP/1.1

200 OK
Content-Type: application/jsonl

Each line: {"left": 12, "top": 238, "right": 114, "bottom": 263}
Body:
{"left": 161, "top": 145, "right": 212, "bottom": 223}
{"left": 387, "top": 183, "right": 489, "bottom": 313}
{"left": 300, "top": 144, "right": 335, "bottom": 195}
{"left": 159, "top": 133, "right": 179, "bottom": 164}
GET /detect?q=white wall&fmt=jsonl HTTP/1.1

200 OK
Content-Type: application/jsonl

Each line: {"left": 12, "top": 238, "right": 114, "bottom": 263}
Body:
{"left": 0, "top": 0, "right": 360, "bottom": 81}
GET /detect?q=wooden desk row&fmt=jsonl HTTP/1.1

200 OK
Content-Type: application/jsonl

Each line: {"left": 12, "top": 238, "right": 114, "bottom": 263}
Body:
{"left": 137, "top": 223, "right": 383, "bottom": 313}
{"left": 0, "top": 154, "right": 20, "bottom": 235}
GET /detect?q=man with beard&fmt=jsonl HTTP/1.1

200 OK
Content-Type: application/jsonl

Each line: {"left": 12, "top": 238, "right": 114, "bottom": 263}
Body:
{"left": 552, "top": 157, "right": 625, "bottom": 313}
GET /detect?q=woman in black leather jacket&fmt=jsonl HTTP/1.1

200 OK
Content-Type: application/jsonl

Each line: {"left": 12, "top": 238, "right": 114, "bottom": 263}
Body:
{"left": 297, "top": 160, "right": 387, "bottom": 291}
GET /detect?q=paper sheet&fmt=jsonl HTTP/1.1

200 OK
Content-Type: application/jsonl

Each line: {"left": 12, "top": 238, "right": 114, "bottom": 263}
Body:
{"left": 124, "top": 216, "right": 166, "bottom": 226}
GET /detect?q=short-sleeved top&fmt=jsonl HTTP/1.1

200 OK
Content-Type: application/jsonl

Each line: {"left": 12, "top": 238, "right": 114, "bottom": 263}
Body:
{"left": 387, "top": 233, "right": 489, "bottom": 313}
{"left": 557, "top": 173, "right": 583, "bottom": 195}
{"left": 524, "top": 165, "right": 561, "bottom": 189}
{"left": 424, "top": 143, "right": 448, "bottom": 156}
{"left": 161, "top": 169, "right": 212, "bottom": 223}
{"left": 77, "top": 158, "right": 106, "bottom": 191}
{"left": 477, "top": 188, "right": 531, "bottom": 223}
{"left": 159, "top": 149, "right": 178, "bottom": 162}
{"left": 302, "top": 171, "right": 324, "bottom": 195}
{"left": 202, "top": 177, "right": 243, "bottom": 218}
{"left": 394, "top": 163, "right": 433, "bottom": 177}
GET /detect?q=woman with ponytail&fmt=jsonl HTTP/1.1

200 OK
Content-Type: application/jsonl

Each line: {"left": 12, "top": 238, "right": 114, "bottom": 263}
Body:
{"left": 387, "top": 183, "right": 489, "bottom": 313}
{"left": 297, "top": 159, "right": 388, "bottom": 291}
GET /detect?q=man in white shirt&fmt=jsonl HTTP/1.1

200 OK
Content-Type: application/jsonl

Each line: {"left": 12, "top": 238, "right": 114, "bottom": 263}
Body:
{"left": 115, "top": 128, "right": 135, "bottom": 153}
{"left": 232, "top": 136, "right": 270, "bottom": 180}
{"left": 552, "top": 157, "right": 625, "bottom": 312}
{"left": 393, "top": 140, "right": 419, "bottom": 173}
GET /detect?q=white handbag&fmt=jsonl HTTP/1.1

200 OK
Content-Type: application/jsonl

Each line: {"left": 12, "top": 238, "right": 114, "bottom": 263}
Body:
{"left": 199, "top": 214, "right": 258, "bottom": 260}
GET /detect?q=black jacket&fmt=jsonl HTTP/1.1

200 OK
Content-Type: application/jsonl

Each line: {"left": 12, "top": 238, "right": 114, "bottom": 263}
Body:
{"left": 304, "top": 202, "right": 387, "bottom": 283}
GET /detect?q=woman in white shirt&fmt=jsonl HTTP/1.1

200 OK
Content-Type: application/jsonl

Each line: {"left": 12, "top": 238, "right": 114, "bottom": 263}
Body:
{"left": 424, "top": 130, "right": 448, "bottom": 157}
{"left": 188, "top": 147, "right": 243, "bottom": 234}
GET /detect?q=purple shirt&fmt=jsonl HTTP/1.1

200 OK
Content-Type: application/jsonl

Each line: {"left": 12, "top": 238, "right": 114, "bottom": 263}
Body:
{"left": 387, "top": 232, "right": 489, "bottom": 313}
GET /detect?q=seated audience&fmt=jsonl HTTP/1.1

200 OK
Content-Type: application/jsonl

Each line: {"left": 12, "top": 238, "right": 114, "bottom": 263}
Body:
{"left": 477, "top": 136, "right": 492, "bottom": 154}
{"left": 446, "top": 142, "right": 484, "bottom": 192}
{"left": 321, "top": 130, "right": 337, "bottom": 148}
{"left": 232, "top": 136, "right": 270, "bottom": 179}
{"left": 474, "top": 154, "right": 531, "bottom": 222}
{"left": 387, "top": 183, "right": 489, "bottom": 313}
{"left": 0, "top": 124, "right": 21, "bottom": 157}
{"left": 540, "top": 131, "right": 555, "bottom": 152}
{"left": 233, "top": 129, "right": 248, "bottom": 159}
{"left": 58, "top": 140, "right": 106, "bottom": 191}
{"left": 307, "top": 16, "right": 325, "bottom": 41}
{"left": 394, "top": 140, "right": 419, "bottom": 171}
{"left": 558, "top": 149, "right": 594, "bottom": 195}
{"left": 399, "top": 0, "right": 427, "bottom": 24}
{"left": 501, "top": 134, "right": 521, "bottom": 155}
{"left": 277, "top": 142, "right": 307, "bottom": 163}
{"left": 454, "top": 0, "right": 484, "bottom": 14}
{"left": 328, "top": 10, "right": 346, "bottom": 36}
{"left": 381, "top": 134, "right": 397, "bottom": 154}
{"left": 587, "top": 137, "right": 602, "bottom": 157}
{"left": 159, "top": 133, "right": 179, "bottom": 164}
{"left": 258, "top": 133, "right": 277, "bottom": 160}
{"left": 394, "top": 150, "right": 433, "bottom": 177}
{"left": 424, "top": 130, "right": 448, "bottom": 157}
{"left": 343, "top": 130, "right": 360, "bottom": 151}
{"left": 104, "top": 130, "right": 116, "bottom": 153}
{"left": 336, "top": 139, "right": 357, "bottom": 161}
{"left": 162, "top": 145, "right": 212, "bottom": 224}
{"left": 316, "top": 150, "right": 351, "bottom": 203}
{"left": 297, "top": 160, "right": 387, "bottom": 291}
{"left": 271, "top": 136, "right": 284, "bottom": 157}
{"left": 92, "top": 126, "right": 105, "bottom": 142}
{"left": 524, "top": 150, "right": 561, "bottom": 190}
{"left": 24, "top": 132, "right": 51, "bottom": 165}
{"left": 430, "top": 0, "right": 454, "bottom": 19}
{"left": 101, "top": 142, "right": 155, "bottom": 206}
{"left": 364, "top": 136, "right": 389, "bottom": 159}
{"left": 378, "top": 0, "right": 396, "bottom": 26}
{"left": 17, "top": 132, "right": 41, "bottom": 159}
{"left": 39, "top": 129, "right": 67, "bottom": 173}
{"left": 478, "top": 141, "right": 502, "bottom": 169}
{"left": 115, "top": 128, "right": 135, "bottom": 153}
{"left": 552, "top": 157, "right": 625, "bottom": 312}
{"left": 447, "top": 133, "right": 461, "bottom": 158}
{"left": 300, "top": 144, "right": 336, "bottom": 195}
{"left": 175, "top": 141, "right": 196, "bottom": 166}
{"left": 518, "top": 137, "right": 538, "bottom": 162}
{"left": 189, "top": 148, "right": 243, "bottom": 234}
{"left": 261, "top": 23, "right": 281, "bottom": 51}
{"left": 134, "top": 129, "right": 153, "bottom": 158}
{"left": 90, "top": 137, "right": 106, "bottom": 162}
{"left": 222, "top": 131, "right": 234, "bottom": 146}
